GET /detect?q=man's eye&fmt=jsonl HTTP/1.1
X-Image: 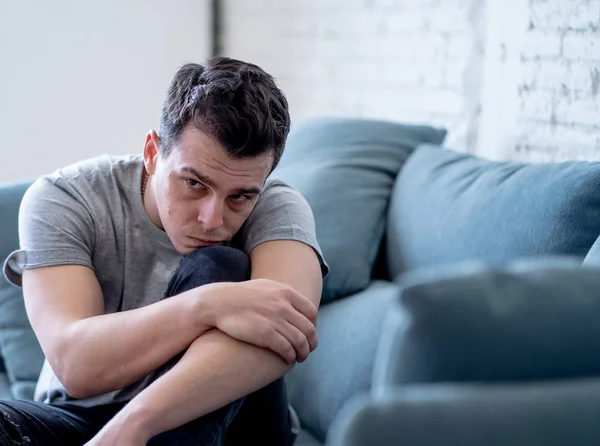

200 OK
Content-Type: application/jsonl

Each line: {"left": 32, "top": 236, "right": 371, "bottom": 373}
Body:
{"left": 185, "top": 179, "right": 202, "bottom": 189}
{"left": 230, "top": 194, "right": 251, "bottom": 203}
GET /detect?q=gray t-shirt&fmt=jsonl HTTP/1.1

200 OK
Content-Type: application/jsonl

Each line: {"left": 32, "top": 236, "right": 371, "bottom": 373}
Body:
{"left": 3, "top": 154, "right": 328, "bottom": 407}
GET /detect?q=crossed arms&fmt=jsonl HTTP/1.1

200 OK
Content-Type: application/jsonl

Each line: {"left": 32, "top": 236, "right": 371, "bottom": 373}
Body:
{"left": 22, "top": 239, "right": 322, "bottom": 443}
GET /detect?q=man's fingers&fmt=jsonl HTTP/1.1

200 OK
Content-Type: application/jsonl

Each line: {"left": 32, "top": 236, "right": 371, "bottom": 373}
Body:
{"left": 270, "top": 330, "right": 296, "bottom": 364}
{"left": 286, "top": 311, "right": 318, "bottom": 352}
{"left": 288, "top": 289, "right": 318, "bottom": 324}
{"left": 280, "top": 321, "right": 311, "bottom": 362}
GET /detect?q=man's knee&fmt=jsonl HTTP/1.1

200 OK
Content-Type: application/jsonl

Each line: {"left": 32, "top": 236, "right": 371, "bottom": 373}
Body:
{"left": 164, "top": 246, "right": 250, "bottom": 297}
{"left": 178, "top": 246, "right": 250, "bottom": 283}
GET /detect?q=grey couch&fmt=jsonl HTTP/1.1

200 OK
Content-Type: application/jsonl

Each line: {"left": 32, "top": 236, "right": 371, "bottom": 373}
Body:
{"left": 4, "top": 117, "right": 600, "bottom": 445}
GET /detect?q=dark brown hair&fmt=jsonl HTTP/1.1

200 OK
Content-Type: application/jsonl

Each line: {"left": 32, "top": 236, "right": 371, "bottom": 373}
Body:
{"left": 159, "top": 57, "right": 291, "bottom": 171}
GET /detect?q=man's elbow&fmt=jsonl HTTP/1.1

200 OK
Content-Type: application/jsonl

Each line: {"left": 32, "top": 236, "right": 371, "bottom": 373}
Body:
{"left": 60, "top": 361, "right": 113, "bottom": 399}
{"left": 51, "top": 334, "right": 103, "bottom": 400}
{"left": 48, "top": 357, "right": 85, "bottom": 399}
{"left": 62, "top": 377, "right": 90, "bottom": 400}
{"left": 52, "top": 350, "right": 93, "bottom": 399}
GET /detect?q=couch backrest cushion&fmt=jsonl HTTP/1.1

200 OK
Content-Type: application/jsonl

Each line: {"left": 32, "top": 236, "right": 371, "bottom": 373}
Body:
{"left": 0, "top": 180, "right": 44, "bottom": 399}
{"left": 273, "top": 118, "right": 446, "bottom": 303}
{"left": 387, "top": 144, "right": 600, "bottom": 278}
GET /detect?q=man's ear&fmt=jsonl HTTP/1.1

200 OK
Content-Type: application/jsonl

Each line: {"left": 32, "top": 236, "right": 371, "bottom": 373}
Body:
{"left": 143, "top": 130, "right": 161, "bottom": 175}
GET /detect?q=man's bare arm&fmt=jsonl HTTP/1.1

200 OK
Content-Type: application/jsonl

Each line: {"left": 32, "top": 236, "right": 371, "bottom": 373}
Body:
{"left": 24, "top": 253, "right": 316, "bottom": 400}
{"left": 87, "top": 240, "right": 322, "bottom": 443}
{"left": 22, "top": 265, "right": 212, "bottom": 399}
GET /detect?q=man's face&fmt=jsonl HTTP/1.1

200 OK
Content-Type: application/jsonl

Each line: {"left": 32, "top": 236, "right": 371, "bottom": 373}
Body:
{"left": 150, "top": 126, "right": 273, "bottom": 255}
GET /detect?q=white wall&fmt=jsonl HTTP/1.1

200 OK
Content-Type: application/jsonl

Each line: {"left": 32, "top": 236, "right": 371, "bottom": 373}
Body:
{"left": 479, "top": 0, "right": 600, "bottom": 161}
{"left": 0, "top": 0, "right": 211, "bottom": 182}
{"left": 222, "top": 0, "right": 600, "bottom": 162}
{"left": 223, "top": 0, "right": 484, "bottom": 152}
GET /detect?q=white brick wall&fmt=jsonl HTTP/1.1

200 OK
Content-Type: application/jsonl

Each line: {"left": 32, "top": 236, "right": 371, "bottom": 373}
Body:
{"left": 222, "top": 0, "right": 600, "bottom": 162}
{"left": 510, "top": 0, "right": 600, "bottom": 161}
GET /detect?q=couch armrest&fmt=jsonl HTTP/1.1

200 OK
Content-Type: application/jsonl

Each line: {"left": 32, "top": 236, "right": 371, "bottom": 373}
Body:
{"left": 327, "top": 379, "right": 600, "bottom": 446}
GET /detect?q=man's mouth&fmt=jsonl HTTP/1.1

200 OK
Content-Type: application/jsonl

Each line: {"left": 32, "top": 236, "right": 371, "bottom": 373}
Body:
{"left": 189, "top": 236, "right": 223, "bottom": 247}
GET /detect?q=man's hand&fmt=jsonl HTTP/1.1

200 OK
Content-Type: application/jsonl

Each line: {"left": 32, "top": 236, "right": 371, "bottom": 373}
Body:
{"left": 203, "top": 278, "right": 318, "bottom": 364}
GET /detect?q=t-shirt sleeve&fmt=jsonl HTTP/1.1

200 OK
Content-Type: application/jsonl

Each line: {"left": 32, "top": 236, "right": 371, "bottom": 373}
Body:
{"left": 236, "top": 179, "right": 329, "bottom": 278}
{"left": 3, "top": 176, "right": 95, "bottom": 287}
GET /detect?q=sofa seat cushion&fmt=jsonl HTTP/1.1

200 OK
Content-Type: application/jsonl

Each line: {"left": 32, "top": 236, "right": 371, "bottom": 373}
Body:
{"left": 374, "top": 257, "right": 600, "bottom": 387}
{"left": 286, "top": 280, "right": 399, "bottom": 442}
{"left": 273, "top": 118, "right": 446, "bottom": 303}
{"left": 295, "top": 428, "right": 323, "bottom": 446}
{"left": 328, "top": 379, "right": 600, "bottom": 446}
{"left": 0, "top": 371, "right": 11, "bottom": 400}
{"left": 387, "top": 144, "right": 600, "bottom": 278}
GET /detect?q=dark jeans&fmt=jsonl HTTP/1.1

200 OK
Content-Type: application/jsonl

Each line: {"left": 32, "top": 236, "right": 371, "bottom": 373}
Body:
{"left": 0, "top": 246, "right": 295, "bottom": 446}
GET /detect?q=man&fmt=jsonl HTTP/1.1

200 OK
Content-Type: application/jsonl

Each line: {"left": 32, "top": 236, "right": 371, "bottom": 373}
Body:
{"left": 1, "top": 57, "right": 328, "bottom": 445}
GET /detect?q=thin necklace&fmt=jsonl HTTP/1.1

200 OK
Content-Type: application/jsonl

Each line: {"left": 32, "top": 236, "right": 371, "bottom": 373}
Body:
{"left": 141, "top": 172, "right": 149, "bottom": 199}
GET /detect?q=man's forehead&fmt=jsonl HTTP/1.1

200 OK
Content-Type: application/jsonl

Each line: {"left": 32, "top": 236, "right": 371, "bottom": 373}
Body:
{"left": 173, "top": 151, "right": 271, "bottom": 179}
{"left": 172, "top": 135, "right": 272, "bottom": 169}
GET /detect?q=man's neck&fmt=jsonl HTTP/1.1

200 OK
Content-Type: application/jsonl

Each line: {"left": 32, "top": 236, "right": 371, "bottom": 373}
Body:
{"left": 142, "top": 170, "right": 164, "bottom": 230}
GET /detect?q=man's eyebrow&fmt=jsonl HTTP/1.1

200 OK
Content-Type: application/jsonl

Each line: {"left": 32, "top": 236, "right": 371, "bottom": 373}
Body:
{"left": 233, "top": 186, "right": 262, "bottom": 195}
{"left": 182, "top": 167, "right": 217, "bottom": 188}
{"left": 181, "top": 167, "right": 262, "bottom": 195}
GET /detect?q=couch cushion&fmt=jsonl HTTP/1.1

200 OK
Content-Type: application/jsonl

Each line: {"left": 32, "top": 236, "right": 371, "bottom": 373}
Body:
{"left": 295, "top": 428, "right": 323, "bottom": 446}
{"left": 0, "top": 372, "right": 11, "bottom": 400}
{"left": 387, "top": 144, "right": 600, "bottom": 279}
{"left": 374, "top": 257, "right": 600, "bottom": 388}
{"left": 0, "top": 180, "right": 44, "bottom": 399}
{"left": 583, "top": 236, "right": 600, "bottom": 266}
{"left": 286, "top": 280, "right": 399, "bottom": 442}
{"left": 10, "top": 381, "right": 37, "bottom": 400}
{"left": 328, "top": 379, "right": 600, "bottom": 446}
{"left": 273, "top": 118, "right": 446, "bottom": 303}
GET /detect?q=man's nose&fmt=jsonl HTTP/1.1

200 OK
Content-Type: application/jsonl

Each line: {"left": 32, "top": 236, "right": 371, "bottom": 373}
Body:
{"left": 198, "top": 195, "right": 224, "bottom": 231}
